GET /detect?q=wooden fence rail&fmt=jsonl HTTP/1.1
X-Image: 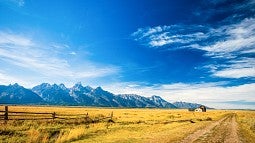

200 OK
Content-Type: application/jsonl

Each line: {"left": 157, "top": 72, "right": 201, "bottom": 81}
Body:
{"left": 0, "top": 111, "right": 53, "bottom": 114}
{"left": 0, "top": 106, "right": 113, "bottom": 123}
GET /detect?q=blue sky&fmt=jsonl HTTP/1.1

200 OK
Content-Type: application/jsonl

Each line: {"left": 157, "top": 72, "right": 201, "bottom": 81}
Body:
{"left": 0, "top": 0, "right": 255, "bottom": 109}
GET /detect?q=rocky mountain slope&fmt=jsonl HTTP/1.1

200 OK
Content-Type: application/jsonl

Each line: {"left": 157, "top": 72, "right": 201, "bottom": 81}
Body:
{"left": 0, "top": 83, "right": 207, "bottom": 108}
{"left": 0, "top": 83, "right": 176, "bottom": 108}
{"left": 0, "top": 83, "right": 43, "bottom": 104}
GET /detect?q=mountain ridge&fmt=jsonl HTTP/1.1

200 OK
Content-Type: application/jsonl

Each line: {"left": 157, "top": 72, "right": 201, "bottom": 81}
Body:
{"left": 172, "top": 101, "right": 211, "bottom": 109}
{"left": 0, "top": 83, "right": 207, "bottom": 108}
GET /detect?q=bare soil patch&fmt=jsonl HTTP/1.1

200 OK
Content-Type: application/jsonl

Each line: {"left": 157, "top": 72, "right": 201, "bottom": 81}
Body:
{"left": 180, "top": 113, "right": 241, "bottom": 143}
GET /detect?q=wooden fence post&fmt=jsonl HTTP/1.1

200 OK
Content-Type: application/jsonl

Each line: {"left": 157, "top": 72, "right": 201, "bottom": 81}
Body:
{"left": 85, "top": 113, "right": 89, "bottom": 119}
{"left": 52, "top": 112, "right": 56, "bottom": 120}
{"left": 85, "top": 112, "right": 89, "bottom": 128}
{"left": 4, "top": 106, "right": 8, "bottom": 120}
{"left": 110, "top": 111, "right": 113, "bottom": 120}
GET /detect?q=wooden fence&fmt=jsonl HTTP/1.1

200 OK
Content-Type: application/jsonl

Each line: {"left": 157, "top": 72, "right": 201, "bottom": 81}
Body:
{"left": 0, "top": 106, "right": 113, "bottom": 123}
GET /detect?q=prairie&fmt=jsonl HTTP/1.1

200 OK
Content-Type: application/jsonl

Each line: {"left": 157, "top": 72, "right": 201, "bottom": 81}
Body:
{"left": 0, "top": 106, "right": 254, "bottom": 143}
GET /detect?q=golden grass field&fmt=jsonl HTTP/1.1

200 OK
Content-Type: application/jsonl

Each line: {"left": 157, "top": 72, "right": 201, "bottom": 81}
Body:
{"left": 0, "top": 106, "right": 254, "bottom": 143}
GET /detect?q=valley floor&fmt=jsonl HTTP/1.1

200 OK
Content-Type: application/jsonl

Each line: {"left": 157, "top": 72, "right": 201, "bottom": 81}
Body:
{"left": 0, "top": 106, "right": 254, "bottom": 143}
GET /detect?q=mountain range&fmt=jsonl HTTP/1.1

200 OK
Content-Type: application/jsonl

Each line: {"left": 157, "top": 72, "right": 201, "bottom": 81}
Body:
{"left": 172, "top": 101, "right": 208, "bottom": 109}
{"left": 0, "top": 83, "right": 206, "bottom": 108}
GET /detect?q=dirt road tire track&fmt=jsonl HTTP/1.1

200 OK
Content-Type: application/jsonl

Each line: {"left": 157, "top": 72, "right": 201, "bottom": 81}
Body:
{"left": 179, "top": 113, "right": 241, "bottom": 143}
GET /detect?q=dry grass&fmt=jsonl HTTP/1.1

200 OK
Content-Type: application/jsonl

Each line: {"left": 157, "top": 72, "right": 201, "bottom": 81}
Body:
{"left": 56, "top": 125, "right": 87, "bottom": 143}
{"left": 0, "top": 106, "right": 254, "bottom": 143}
{"left": 236, "top": 110, "right": 255, "bottom": 143}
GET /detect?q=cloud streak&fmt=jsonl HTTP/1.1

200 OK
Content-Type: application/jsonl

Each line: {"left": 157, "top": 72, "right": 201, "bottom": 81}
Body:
{"left": 211, "top": 58, "right": 255, "bottom": 78}
{"left": 132, "top": 17, "right": 255, "bottom": 79}
{"left": 132, "top": 25, "right": 208, "bottom": 48}
{"left": 0, "top": 31, "right": 120, "bottom": 86}
{"left": 132, "top": 18, "right": 255, "bottom": 55}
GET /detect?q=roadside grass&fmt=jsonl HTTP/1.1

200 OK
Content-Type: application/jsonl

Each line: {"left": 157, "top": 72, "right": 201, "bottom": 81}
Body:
{"left": 236, "top": 111, "right": 255, "bottom": 143}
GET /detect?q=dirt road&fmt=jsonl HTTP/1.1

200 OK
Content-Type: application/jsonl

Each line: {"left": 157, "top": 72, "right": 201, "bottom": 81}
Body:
{"left": 180, "top": 113, "right": 241, "bottom": 143}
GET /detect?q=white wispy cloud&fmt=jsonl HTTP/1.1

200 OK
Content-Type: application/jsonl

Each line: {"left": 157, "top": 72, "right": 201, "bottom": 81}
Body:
{"left": 202, "top": 18, "right": 255, "bottom": 56}
{"left": 0, "top": 70, "right": 28, "bottom": 86}
{"left": 0, "top": 31, "right": 120, "bottom": 86}
{"left": 132, "top": 18, "right": 255, "bottom": 54}
{"left": 0, "top": 32, "right": 33, "bottom": 46}
{"left": 7, "top": 0, "right": 25, "bottom": 7}
{"left": 103, "top": 82, "right": 255, "bottom": 109}
{"left": 132, "top": 25, "right": 208, "bottom": 48}
{"left": 213, "top": 68, "right": 255, "bottom": 78}
{"left": 211, "top": 58, "right": 255, "bottom": 78}
{"left": 132, "top": 17, "right": 255, "bottom": 79}
{"left": 69, "top": 51, "right": 77, "bottom": 55}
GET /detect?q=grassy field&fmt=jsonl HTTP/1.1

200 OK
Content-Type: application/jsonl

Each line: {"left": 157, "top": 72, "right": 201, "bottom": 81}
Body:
{"left": 236, "top": 111, "right": 255, "bottom": 143}
{"left": 0, "top": 106, "right": 254, "bottom": 143}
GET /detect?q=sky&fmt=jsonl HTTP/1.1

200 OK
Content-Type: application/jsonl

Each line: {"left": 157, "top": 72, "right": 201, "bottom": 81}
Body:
{"left": 0, "top": 0, "right": 255, "bottom": 109}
